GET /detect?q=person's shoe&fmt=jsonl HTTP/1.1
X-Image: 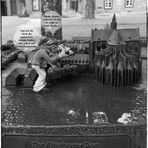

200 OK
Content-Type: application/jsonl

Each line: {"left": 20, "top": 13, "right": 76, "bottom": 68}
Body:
{"left": 39, "top": 87, "right": 51, "bottom": 93}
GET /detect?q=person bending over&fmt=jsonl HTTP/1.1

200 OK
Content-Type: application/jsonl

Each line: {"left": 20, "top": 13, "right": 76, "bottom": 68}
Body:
{"left": 31, "top": 40, "right": 73, "bottom": 92}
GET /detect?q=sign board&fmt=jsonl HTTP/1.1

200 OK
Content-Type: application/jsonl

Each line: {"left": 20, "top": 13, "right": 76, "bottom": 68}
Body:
{"left": 2, "top": 134, "right": 131, "bottom": 148}
{"left": 41, "top": 11, "right": 62, "bottom": 36}
{"left": 13, "top": 25, "right": 41, "bottom": 52}
{"left": 41, "top": 0, "right": 62, "bottom": 39}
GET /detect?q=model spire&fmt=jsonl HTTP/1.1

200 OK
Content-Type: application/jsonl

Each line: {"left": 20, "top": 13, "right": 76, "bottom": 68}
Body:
{"left": 111, "top": 14, "right": 117, "bottom": 30}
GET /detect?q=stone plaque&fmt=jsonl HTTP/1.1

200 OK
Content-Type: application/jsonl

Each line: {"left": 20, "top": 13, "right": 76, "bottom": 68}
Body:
{"left": 2, "top": 134, "right": 131, "bottom": 148}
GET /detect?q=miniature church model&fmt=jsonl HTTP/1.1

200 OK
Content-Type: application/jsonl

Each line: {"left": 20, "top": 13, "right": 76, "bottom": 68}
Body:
{"left": 90, "top": 14, "right": 141, "bottom": 87}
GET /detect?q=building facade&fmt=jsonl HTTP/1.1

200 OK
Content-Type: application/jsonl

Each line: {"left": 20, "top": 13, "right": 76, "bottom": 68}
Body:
{"left": 1, "top": 0, "right": 42, "bottom": 17}
{"left": 1, "top": 0, "right": 17, "bottom": 16}
{"left": 63, "top": 0, "right": 147, "bottom": 14}
{"left": 62, "top": 0, "right": 84, "bottom": 15}
{"left": 95, "top": 0, "right": 147, "bottom": 14}
{"left": 1, "top": 0, "right": 147, "bottom": 17}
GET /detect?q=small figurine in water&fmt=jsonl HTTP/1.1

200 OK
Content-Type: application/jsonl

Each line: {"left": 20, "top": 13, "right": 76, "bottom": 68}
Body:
{"left": 30, "top": 38, "right": 74, "bottom": 93}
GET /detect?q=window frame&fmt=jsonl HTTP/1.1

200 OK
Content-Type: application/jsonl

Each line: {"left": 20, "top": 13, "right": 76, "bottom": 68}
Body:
{"left": 32, "top": 0, "right": 40, "bottom": 11}
{"left": 125, "top": 0, "right": 134, "bottom": 8}
{"left": 104, "top": 0, "right": 113, "bottom": 10}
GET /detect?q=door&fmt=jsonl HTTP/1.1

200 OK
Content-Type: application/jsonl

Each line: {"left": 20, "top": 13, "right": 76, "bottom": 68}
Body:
{"left": 70, "top": 0, "right": 78, "bottom": 12}
{"left": 1, "top": 1, "right": 7, "bottom": 16}
{"left": 11, "top": 0, "right": 17, "bottom": 15}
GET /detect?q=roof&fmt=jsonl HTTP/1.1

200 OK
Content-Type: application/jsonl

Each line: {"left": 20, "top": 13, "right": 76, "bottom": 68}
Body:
{"left": 91, "top": 28, "right": 140, "bottom": 41}
{"left": 107, "top": 30, "right": 125, "bottom": 45}
{"left": 111, "top": 14, "right": 117, "bottom": 30}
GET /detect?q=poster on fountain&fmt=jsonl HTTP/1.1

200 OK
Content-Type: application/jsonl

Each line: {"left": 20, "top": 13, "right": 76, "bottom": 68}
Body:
{"left": 13, "top": 25, "right": 41, "bottom": 52}
{"left": 41, "top": 11, "right": 62, "bottom": 37}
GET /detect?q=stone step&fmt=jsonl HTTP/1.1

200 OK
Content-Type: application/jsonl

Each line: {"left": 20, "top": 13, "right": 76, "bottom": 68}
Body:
{"left": 23, "top": 69, "right": 38, "bottom": 88}
{"left": 2, "top": 125, "right": 146, "bottom": 148}
{"left": 5, "top": 68, "right": 26, "bottom": 86}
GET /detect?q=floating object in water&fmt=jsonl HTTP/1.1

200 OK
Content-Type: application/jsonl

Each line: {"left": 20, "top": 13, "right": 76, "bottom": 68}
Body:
{"left": 93, "top": 112, "right": 109, "bottom": 124}
{"left": 117, "top": 113, "right": 132, "bottom": 124}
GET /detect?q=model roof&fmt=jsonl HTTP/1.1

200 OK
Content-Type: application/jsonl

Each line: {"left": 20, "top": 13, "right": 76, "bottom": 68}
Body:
{"left": 91, "top": 14, "right": 140, "bottom": 42}
{"left": 92, "top": 28, "right": 140, "bottom": 41}
{"left": 107, "top": 30, "right": 125, "bottom": 45}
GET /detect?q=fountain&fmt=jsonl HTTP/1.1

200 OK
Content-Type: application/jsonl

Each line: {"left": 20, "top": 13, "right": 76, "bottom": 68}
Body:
{"left": 2, "top": 12, "right": 146, "bottom": 148}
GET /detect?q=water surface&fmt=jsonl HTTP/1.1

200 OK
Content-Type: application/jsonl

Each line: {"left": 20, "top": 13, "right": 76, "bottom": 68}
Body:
{"left": 2, "top": 61, "right": 146, "bottom": 126}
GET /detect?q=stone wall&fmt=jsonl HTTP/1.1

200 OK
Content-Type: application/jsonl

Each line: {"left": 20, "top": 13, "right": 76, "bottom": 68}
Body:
{"left": 2, "top": 124, "right": 146, "bottom": 148}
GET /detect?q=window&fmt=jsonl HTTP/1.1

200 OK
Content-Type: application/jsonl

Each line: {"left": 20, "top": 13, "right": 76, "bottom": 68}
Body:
{"left": 70, "top": 0, "right": 78, "bottom": 12}
{"left": 104, "top": 0, "right": 112, "bottom": 9}
{"left": 32, "top": 0, "right": 40, "bottom": 11}
{"left": 125, "top": 0, "right": 134, "bottom": 7}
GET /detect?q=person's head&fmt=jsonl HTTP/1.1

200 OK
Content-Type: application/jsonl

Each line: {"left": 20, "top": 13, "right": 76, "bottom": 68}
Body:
{"left": 39, "top": 38, "right": 58, "bottom": 54}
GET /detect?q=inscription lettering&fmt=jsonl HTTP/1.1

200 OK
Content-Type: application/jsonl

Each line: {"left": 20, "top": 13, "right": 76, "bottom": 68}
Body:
{"left": 32, "top": 141, "right": 101, "bottom": 148}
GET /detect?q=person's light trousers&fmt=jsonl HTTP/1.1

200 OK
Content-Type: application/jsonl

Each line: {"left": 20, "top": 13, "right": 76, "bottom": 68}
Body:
{"left": 32, "top": 65, "right": 47, "bottom": 92}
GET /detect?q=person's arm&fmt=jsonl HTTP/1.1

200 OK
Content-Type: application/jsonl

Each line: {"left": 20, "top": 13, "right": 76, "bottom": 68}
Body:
{"left": 40, "top": 46, "right": 70, "bottom": 64}
{"left": 41, "top": 49, "right": 60, "bottom": 64}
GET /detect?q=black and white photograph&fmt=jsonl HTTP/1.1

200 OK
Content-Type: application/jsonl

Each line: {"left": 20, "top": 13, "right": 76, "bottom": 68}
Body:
{"left": 1, "top": 0, "right": 147, "bottom": 148}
